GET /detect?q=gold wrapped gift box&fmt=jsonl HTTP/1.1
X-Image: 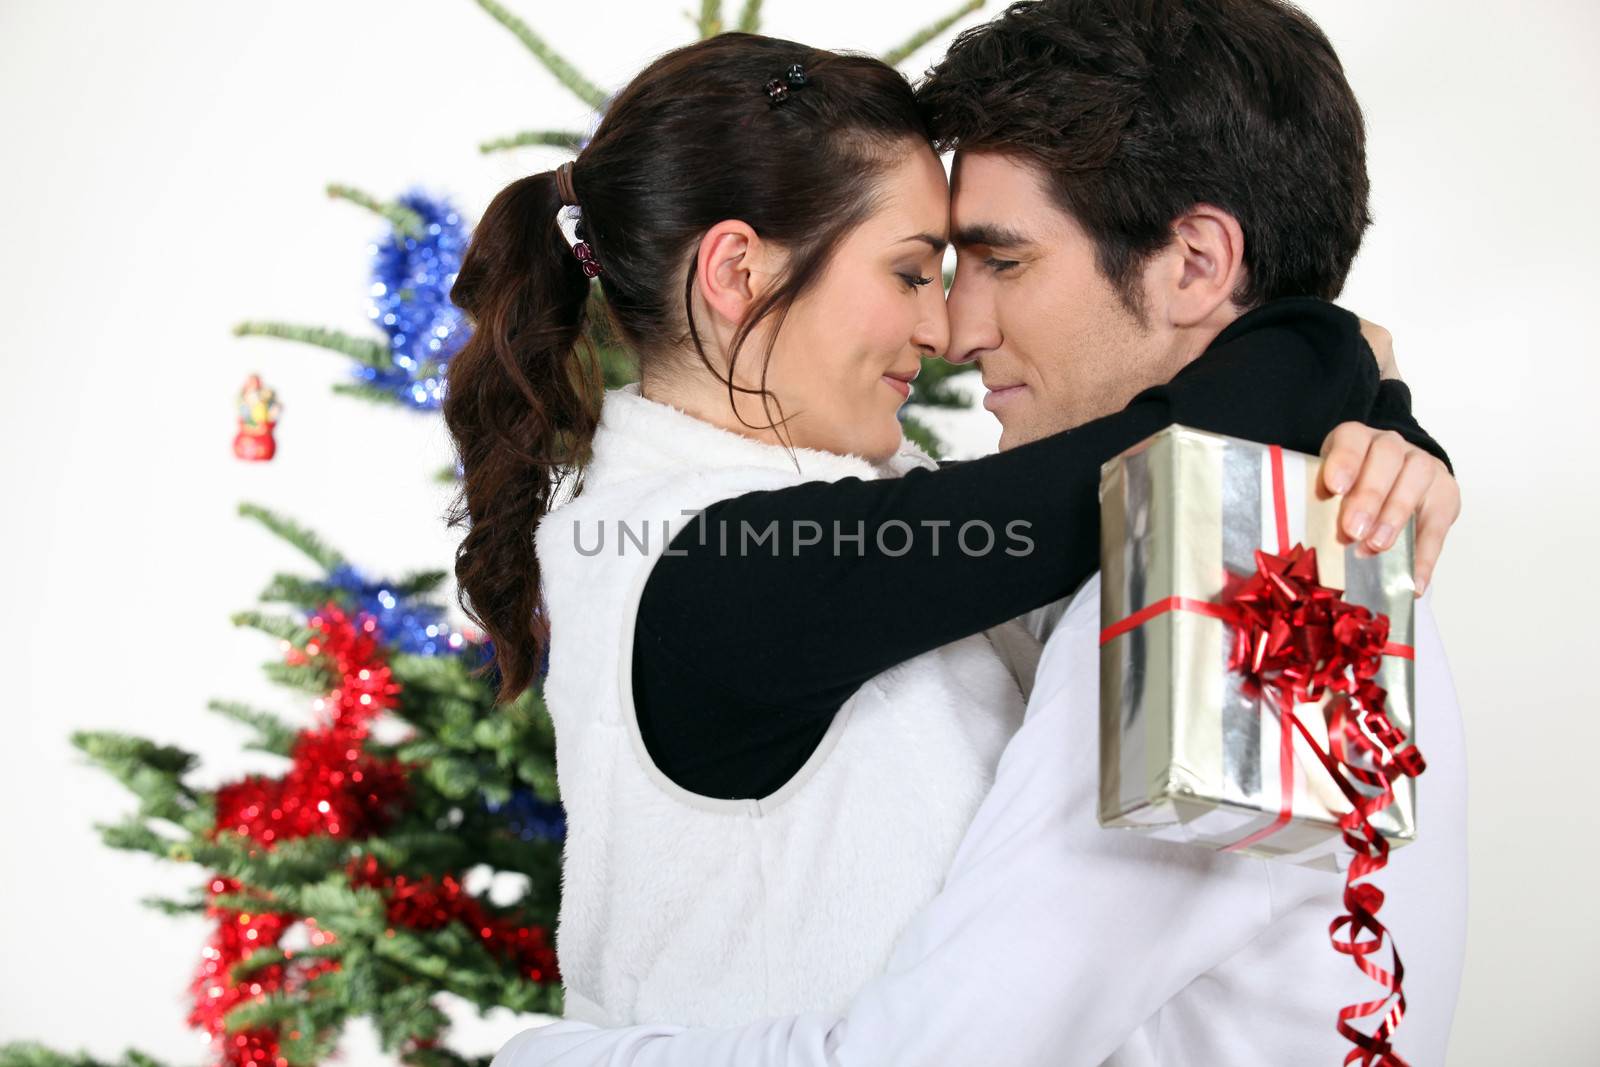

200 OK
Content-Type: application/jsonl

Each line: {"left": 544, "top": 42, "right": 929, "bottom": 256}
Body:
{"left": 1097, "top": 425, "right": 1417, "bottom": 872}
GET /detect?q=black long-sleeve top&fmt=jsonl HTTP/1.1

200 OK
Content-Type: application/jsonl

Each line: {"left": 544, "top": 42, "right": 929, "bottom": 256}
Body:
{"left": 630, "top": 298, "right": 1450, "bottom": 801}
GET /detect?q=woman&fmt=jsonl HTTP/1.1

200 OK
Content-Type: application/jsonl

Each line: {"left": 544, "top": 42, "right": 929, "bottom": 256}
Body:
{"left": 441, "top": 33, "right": 1454, "bottom": 1027}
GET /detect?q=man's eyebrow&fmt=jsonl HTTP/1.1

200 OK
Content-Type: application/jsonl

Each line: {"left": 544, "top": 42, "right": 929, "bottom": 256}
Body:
{"left": 897, "top": 232, "right": 949, "bottom": 254}
{"left": 952, "top": 223, "right": 1032, "bottom": 250}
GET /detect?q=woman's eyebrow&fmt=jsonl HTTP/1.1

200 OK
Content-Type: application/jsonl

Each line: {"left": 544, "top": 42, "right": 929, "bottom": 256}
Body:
{"left": 897, "top": 232, "right": 949, "bottom": 254}
{"left": 952, "top": 223, "right": 1032, "bottom": 251}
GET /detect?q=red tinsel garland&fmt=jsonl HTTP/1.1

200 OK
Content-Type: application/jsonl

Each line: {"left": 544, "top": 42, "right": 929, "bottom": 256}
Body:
{"left": 347, "top": 854, "right": 557, "bottom": 983}
{"left": 189, "top": 602, "right": 555, "bottom": 1067}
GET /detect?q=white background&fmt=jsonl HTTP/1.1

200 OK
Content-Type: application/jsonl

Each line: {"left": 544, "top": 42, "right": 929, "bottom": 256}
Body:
{"left": 2, "top": 1, "right": 1595, "bottom": 1063}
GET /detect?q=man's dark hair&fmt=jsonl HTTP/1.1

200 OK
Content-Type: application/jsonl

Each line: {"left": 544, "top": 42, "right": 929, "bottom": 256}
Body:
{"left": 916, "top": 0, "right": 1372, "bottom": 312}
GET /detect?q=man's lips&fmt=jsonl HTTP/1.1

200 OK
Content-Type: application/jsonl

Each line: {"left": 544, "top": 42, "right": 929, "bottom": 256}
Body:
{"left": 982, "top": 381, "right": 1027, "bottom": 412}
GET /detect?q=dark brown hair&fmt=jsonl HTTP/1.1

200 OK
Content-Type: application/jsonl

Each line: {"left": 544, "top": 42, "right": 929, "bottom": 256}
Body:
{"left": 916, "top": 0, "right": 1372, "bottom": 313}
{"left": 443, "top": 32, "right": 930, "bottom": 704}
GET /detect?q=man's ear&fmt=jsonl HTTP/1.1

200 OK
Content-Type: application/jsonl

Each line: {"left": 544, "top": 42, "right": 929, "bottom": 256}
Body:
{"left": 1157, "top": 203, "right": 1246, "bottom": 328}
{"left": 694, "top": 220, "right": 775, "bottom": 328}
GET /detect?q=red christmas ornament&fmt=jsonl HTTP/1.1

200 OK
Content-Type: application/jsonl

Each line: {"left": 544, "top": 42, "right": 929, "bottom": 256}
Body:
{"left": 234, "top": 373, "right": 282, "bottom": 462}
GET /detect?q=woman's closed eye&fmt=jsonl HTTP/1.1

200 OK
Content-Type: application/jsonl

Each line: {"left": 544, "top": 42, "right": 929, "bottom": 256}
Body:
{"left": 898, "top": 272, "right": 937, "bottom": 290}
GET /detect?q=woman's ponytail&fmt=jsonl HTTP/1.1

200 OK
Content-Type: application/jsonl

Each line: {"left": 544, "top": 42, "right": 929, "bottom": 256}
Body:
{"left": 443, "top": 169, "right": 601, "bottom": 706}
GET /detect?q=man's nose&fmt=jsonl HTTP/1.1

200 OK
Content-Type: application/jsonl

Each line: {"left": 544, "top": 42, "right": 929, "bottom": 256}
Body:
{"left": 944, "top": 273, "right": 994, "bottom": 365}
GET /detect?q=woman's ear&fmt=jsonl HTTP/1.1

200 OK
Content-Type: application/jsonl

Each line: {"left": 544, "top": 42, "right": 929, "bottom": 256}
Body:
{"left": 1156, "top": 203, "right": 1246, "bottom": 328}
{"left": 694, "top": 219, "right": 775, "bottom": 327}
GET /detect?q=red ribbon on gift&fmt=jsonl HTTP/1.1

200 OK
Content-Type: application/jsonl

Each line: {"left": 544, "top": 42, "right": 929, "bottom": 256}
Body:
{"left": 1098, "top": 445, "right": 1427, "bottom": 1066}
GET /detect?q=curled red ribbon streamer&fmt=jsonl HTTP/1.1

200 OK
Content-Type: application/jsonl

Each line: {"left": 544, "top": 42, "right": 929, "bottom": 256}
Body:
{"left": 1098, "top": 446, "right": 1427, "bottom": 1065}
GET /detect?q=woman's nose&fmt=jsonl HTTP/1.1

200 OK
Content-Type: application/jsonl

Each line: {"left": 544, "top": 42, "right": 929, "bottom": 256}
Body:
{"left": 913, "top": 290, "right": 951, "bottom": 360}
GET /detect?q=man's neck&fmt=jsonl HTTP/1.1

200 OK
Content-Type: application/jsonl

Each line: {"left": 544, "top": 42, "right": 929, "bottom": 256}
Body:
{"left": 1167, "top": 301, "right": 1244, "bottom": 375}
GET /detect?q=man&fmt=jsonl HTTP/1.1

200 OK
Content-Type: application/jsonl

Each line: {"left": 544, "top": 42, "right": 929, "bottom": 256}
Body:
{"left": 492, "top": 0, "right": 1468, "bottom": 1062}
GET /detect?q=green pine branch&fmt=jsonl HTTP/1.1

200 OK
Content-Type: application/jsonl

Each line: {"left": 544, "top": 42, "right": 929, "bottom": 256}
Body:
{"left": 257, "top": 565, "right": 447, "bottom": 613}
{"left": 229, "top": 944, "right": 293, "bottom": 981}
{"left": 330, "top": 380, "right": 412, "bottom": 408}
{"left": 182, "top": 834, "right": 357, "bottom": 890}
{"left": 478, "top": 128, "right": 585, "bottom": 155}
{"left": 254, "top": 574, "right": 352, "bottom": 612}
{"left": 696, "top": 0, "right": 724, "bottom": 37}
{"left": 292, "top": 878, "right": 392, "bottom": 933}
{"left": 737, "top": 0, "right": 763, "bottom": 32}
{"left": 898, "top": 413, "right": 943, "bottom": 459}
{"left": 260, "top": 659, "right": 338, "bottom": 695}
{"left": 273, "top": 1004, "right": 345, "bottom": 1067}
{"left": 388, "top": 651, "right": 494, "bottom": 705}
{"left": 369, "top": 986, "right": 452, "bottom": 1056}
{"left": 70, "top": 732, "right": 204, "bottom": 827}
{"left": 911, "top": 353, "right": 978, "bottom": 408}
{"left": 0, "top": 1043, "right": 174, "bottom": 1067}
{"left": 139, "top": 892, "right": 208, "bottom": 916}
{"left": 220, "top": 969, "right": 346, "bottom": 1066}
{"left": 232, "top": 321, "right": 393, "bottom": 371}
{"left": 472, "top": 0, "right": 608, "bottom": 108}
{"left": 881, "top": 0, "right": 985, "bottom": 67}
{"left": 392, "top": 568, "right": 451, "bottom": 597}
{"left": 358, "top": 829, "right": 477, "bottom": 871}
{"left": 208, "top": 888, "right": 292, "bottom": 915}
{"left": 325, "top": 183, "right": 425, "bottom": 239}
{"left": 228, "top": 608, "right": 323, "bottom": 653}
{"left": 236, "top": 502, "right": 348, "bottom": 573}
{"left": 276, "top": 1017, "right": 344, "bottom": 1067}
{"left": 91, "top": 815, "right": 183, "bottom": 861}
{"left": 71, "top": 731, "right": 198, "bottom": 780}
{"left": 207, "top": 699, "right": 301, "bottom": 758}
{"left": 370, "top": 925, "right": 531, "bottom": 1010}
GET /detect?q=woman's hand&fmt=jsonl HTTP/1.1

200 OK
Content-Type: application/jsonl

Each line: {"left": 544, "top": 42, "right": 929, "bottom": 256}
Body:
{"left": 1319, "top": 423, "right": 1460, "bottom": 596}
{"left": 1358, "top": 317, "right": 1402, "bottom": 381}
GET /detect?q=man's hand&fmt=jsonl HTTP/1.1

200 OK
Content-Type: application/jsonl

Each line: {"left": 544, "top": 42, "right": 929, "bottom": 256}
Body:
{"left": 1319, "top": 423, "right": 1460, "bottom": 596}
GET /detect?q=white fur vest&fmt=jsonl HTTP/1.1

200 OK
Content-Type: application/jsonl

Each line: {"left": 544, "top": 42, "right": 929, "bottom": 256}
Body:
{"left": 534, "top": 381, "right": 1028, "bottom": 1027}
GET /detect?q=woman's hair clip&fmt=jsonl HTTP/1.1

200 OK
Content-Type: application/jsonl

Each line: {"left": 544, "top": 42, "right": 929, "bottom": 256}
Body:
{"left": 765, "top": 63, "right": 810, "bottom": 107}
{"left": 572, "top": 239, "right": 601, "bottom": 278}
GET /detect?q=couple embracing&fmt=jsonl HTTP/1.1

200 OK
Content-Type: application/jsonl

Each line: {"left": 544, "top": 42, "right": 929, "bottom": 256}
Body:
{"left": 443, "top": 1, "right": 1468, "bottom": 1063}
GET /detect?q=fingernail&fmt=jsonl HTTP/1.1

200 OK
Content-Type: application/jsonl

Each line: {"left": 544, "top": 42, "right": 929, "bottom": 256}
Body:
{"left": 1347, "top": 511, "right": 1372, "bottom": 540}
{"left": 1416, "top": 575, "right": 1428, "bottom": 596}
{"left": 1368, "top": 523, "right": 1395, "bottom": 551}
{"left": 1328, "top": 468, "right": 1353, "bottom": 494}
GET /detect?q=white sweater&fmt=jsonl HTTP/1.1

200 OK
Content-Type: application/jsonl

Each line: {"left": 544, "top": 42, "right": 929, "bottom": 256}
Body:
{"left": 533, "top": 382, "right": 1027, "bottom": 1028}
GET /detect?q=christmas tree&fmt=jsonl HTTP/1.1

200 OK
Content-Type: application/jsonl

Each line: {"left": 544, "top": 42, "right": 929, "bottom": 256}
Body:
{"left": 0, "top": 3, "right": 983, "bottom": 1067}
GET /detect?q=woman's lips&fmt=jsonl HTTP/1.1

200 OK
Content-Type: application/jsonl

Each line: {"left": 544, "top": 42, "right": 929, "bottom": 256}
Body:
{"left": 881, "top": 374, "right": 913, "bottom": 399}
{"left": 982, "top": 383, "right": 1027, "bottom": 412}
